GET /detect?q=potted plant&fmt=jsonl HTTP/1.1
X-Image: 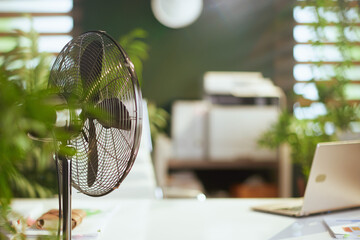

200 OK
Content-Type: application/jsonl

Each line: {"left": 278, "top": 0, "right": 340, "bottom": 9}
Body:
{"left": 258, "top": 0, "right": 360, "bottom": 195}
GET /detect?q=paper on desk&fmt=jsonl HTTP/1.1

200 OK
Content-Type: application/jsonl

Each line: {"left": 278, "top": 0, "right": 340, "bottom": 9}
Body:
{"left": 324, "top": 217, "right": 360, "bottom": 239}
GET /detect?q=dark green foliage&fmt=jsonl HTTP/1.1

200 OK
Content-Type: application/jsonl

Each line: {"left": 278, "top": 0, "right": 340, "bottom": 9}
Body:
{"left": 0, "top": 28, "right": 58, "bottom": 203}
{"left": 118, "top": 28, "right": 149, "bottom": 86}
{"left": 119, "top": 29, "right": 169, "bottom": 143}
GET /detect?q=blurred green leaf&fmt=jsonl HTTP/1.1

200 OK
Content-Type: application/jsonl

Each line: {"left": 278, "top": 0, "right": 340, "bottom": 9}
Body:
{"left": 147, "top": 101, "right": 169, "bottom": 144}
{"left": 119, "top": 28, "right": 149, "bottom": 86}
{"left": 0, "top": 20, "right": 58, "bottom": 206}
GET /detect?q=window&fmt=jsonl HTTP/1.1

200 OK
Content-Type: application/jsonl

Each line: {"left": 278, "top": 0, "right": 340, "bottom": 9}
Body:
{"left": 293, "top": 0, "right": 360, "bottom": 123}
{"left": 0, "top": 0, "right": 74, "bottom": 53}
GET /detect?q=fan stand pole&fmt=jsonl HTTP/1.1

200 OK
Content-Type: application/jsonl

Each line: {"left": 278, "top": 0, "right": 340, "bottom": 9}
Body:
{"left": 60, "top": 155, "right": 72, "bottom": 240}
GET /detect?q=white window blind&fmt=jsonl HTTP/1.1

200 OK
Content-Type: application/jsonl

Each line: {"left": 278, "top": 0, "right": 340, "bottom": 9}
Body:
{"left": 0, "top": 0, "right": 74, "bottom": 53}
{"left": 293, "top": 0, "right": 360, "bottom": 121}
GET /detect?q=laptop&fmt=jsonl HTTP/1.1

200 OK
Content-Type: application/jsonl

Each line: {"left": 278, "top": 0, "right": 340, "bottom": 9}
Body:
{"left": 252, "top": 140, "right": 360, "bottom": 217}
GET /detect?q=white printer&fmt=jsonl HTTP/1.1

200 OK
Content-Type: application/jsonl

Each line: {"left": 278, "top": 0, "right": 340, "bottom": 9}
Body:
{"left": 172, "top": 71, "right": 284, "bottom": 162}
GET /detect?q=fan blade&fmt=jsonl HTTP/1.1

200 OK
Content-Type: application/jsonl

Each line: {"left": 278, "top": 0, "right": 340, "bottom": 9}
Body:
{"left": 80, "top": 40, "right": 103, "bottom": 187}
{"left": 96, "top": 98, "right": 131, "bottom": 130}
{"left": 80, "top": 40, "right": 103, "bottom": 103}
{"left": 87, "top": 118, "right": 99, "bottom": 187}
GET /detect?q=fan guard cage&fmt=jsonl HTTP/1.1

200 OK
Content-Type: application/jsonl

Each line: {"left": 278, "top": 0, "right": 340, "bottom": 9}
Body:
{"left": 49, "top": 31, "right": 142, "bottom": 197}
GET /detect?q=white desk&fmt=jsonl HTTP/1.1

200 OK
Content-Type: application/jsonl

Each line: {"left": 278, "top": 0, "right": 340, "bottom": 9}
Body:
{"left": 10, "top": 198, "right": 360, "bottom": 240}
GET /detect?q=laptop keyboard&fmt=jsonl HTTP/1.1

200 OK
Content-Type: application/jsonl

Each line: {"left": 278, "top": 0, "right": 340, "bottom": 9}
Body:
{"left": 277, "top": 206, "right": 302, "bottom": 212}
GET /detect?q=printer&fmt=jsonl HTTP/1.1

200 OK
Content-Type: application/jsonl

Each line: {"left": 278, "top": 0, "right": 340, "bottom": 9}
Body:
{"left": 172, "top": 71, "right": 284, "bottom": 162}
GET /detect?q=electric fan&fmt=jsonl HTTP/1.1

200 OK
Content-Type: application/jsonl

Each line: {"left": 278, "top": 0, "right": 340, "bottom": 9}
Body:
{"left": 44, "top": 31, "right": 142, "bottom": 239}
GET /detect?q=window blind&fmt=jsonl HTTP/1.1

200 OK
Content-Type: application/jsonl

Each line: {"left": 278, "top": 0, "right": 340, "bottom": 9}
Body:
{"left": 293, "top": 0, "right": 360, "bottom": 121}
{"left": 0, "top": 0, "right": 74, "bottom": 53}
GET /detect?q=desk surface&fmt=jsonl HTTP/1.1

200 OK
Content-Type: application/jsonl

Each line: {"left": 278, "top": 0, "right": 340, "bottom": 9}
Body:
{"left": 10, "top": 198, "right": 360, "bottom": 240}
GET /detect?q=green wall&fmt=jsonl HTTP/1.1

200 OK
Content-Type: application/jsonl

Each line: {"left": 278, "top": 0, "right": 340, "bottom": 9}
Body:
{"left": 82, "top": 0, "right": 291, "bottom": 109}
